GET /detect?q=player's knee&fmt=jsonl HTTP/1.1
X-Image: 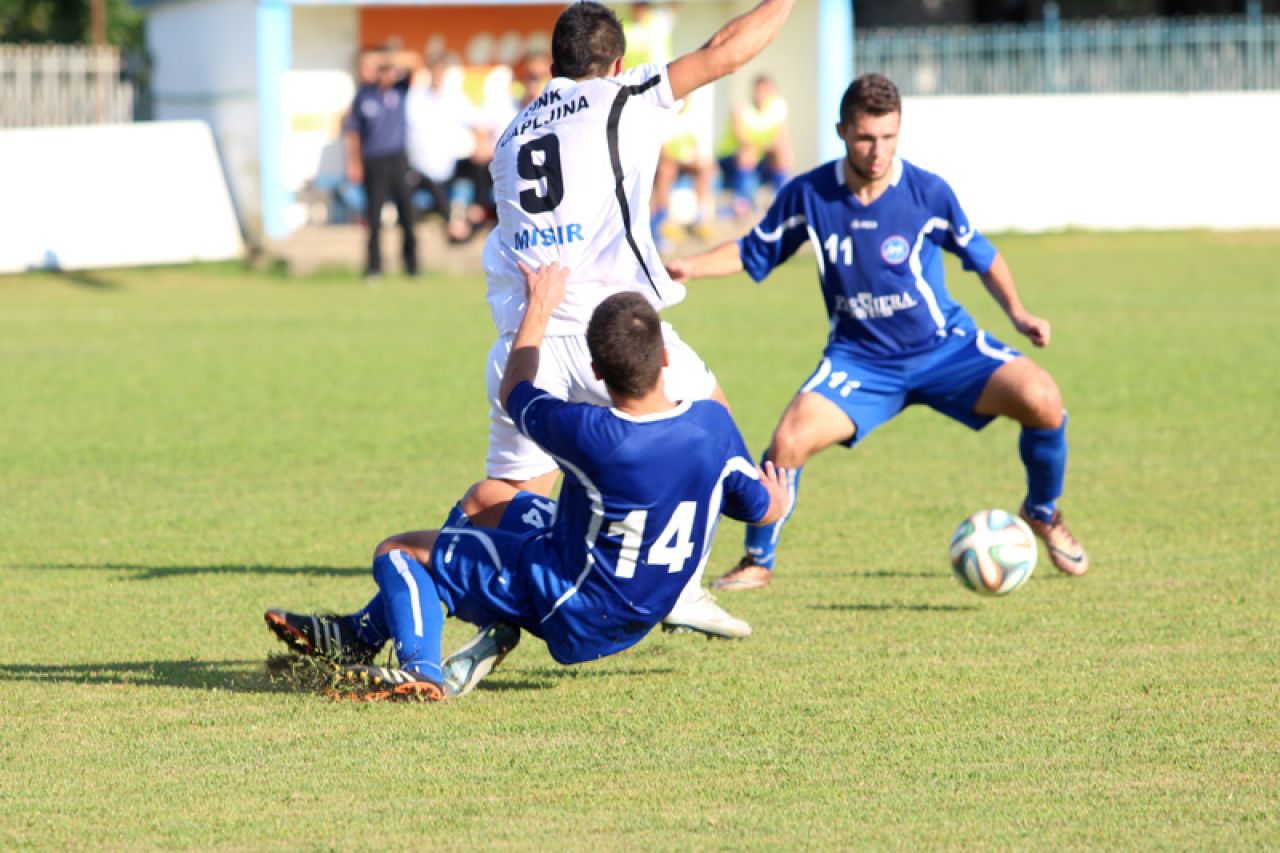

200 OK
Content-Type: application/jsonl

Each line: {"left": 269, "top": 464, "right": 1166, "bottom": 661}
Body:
{"left": 770, "top": 426, "right": 814, "bottom": 468}
{"left": 373, "top": 536, "right": 403, "bottom": 558}
{"left": 462, "top": 479, "right": 523, "bottom": 527}
{"left": 1023, "top": 376, "right": 1064, "bottom": 429}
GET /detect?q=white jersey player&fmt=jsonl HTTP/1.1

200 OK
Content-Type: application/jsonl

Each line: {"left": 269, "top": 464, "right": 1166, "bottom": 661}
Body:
{"left": 478, "top": 0, "right": 796, "bottom": 639}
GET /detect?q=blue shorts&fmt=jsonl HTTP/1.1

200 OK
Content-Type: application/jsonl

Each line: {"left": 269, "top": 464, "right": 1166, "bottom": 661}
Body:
{"left": 427, "top": 491, "right": 555, "bottom": 628}
{"left": 428, "top": 491, "right": 651, "bottom": 665}
{"left": 802, "top": 329, "right": 1021, "bottom": 447}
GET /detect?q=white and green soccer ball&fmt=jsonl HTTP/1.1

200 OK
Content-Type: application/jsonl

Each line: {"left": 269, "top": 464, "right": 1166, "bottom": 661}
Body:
{"left": 949, "top": 509, "right": 1037, "bottom": 596}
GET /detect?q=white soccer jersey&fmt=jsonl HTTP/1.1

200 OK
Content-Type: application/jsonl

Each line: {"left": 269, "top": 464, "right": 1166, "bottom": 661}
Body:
{"left": 483, "top": 64, "right": 685, "bottom": 336}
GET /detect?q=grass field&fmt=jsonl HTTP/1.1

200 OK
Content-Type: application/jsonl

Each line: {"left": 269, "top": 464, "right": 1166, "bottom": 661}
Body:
{"left": 1, "top": 231, "right": 1277, "bottom": 849}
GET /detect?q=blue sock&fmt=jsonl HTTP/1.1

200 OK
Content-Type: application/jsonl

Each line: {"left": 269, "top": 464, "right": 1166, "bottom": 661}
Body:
{"left": 651, "top": 208, "right": 668, "bottom": 240}
{"left": 343, "top": 595, "right": 389, "bottom": 649}
{"left": 371, "top": 550, "right": 445, "bottom": 683}
{"left": 765, "top": 167, "right": 791, "bottom": 191}
{"left": 742, "top": 452, "right": 802, "bottom": 570}
{"left": 1019, "top": 413, "right": 1068, "bottom": 523}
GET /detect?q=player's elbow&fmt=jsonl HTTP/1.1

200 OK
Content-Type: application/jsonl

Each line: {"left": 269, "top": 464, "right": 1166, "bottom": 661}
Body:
{"left": 704, "top": 44, "right": 750, "bottom": 79}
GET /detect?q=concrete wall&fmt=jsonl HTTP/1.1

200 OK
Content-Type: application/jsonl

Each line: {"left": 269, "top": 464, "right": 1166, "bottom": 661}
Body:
{"left": 897, "top": 92, "right": 1280, "bottom": 231}
{"left": 147, "top": 0, "right": 261, "bottom": 232}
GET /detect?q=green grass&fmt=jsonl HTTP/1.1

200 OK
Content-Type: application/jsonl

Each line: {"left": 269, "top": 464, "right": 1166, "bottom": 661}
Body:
{"left": 1, "top": 232, "right": 1277, "bottom": 849}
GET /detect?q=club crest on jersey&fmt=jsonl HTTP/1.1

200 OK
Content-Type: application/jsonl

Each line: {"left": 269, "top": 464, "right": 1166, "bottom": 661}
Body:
{"left": 880, "top": 235, "right": 910, "bottom": 264}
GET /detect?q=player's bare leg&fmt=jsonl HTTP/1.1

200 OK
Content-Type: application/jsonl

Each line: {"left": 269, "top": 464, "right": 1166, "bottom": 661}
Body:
{"left": 691, "top": 158, "right": 719, "bottom": 242}
{"left": 717, "top": 392, "right": 854, "bottom": 590}
{"left": 975, "top": 357, "right": 1087, "bottom": 575}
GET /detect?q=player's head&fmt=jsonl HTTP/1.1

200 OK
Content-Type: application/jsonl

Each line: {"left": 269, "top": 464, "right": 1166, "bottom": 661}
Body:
{"left": 752, "top": 74, "right": 777, "bottom": 108}
{"left": 520, "top": 51, "right": 553, "bottom": 103}
{"left": 587, "top": 293, "right": 666, "bottom": 398}
{"left": 552, "top": 2, "right": 627, "bottom": 80}
{"left": 375, "top": 57, "right": 400, "bottom": 89}
{"left": 836, "top": 73, "right": 902, "bottom": 184}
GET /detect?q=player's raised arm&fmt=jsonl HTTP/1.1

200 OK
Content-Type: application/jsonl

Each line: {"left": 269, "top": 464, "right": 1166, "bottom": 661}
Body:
{"left": 667, "top": 0, "right": 797, "bottom": 101}
{"left": 665, "top": 240, "right": 746, "bottom": 284}
{"left": 500, "top": 262, "right": 569, "bottom": 410}
{"left": 978, "top": 253, "right": 1051, "bottom": 348}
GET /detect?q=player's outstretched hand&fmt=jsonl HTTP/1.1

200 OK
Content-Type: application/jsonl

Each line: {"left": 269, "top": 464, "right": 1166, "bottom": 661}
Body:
{"left": 518, "top": 260, "right": 570, "bottom": 314}
{"left": 1013, "top": 312, "right": 1051, "bottom": 348}
{"left": 757, "top": 460, "right": 791, "bottom": 526}
{"left": 665, "top": 258, "right": 693, "bottom": 284}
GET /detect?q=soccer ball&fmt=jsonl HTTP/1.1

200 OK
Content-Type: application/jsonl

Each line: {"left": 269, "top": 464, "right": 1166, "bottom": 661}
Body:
{"left": 949, "top": 509, "right": 1037, "bottom": 596}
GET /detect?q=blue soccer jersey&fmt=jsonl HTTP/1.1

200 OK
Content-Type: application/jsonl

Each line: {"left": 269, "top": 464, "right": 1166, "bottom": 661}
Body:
{"left": 740, "top": 158, "right": 998, "bottom": 359}
{"left": 506, "top": 380, "right": 770, "bottom": 662}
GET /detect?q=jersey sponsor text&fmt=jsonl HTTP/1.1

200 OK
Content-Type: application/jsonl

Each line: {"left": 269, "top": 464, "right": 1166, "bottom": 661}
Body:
{"left": 512, "top": 224, "right": 586, "bottom": 250}
{"left": 835, "top": 291, "right": 919, "bottom": 320}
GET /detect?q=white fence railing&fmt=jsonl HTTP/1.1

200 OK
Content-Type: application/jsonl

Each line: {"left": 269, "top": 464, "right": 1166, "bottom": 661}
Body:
{"left": 0, "top": 45, "right": 135, "bottom": 128}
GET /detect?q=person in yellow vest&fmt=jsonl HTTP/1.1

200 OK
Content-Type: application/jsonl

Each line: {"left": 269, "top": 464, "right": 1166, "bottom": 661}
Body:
{"left": 718, "top": 74, "right": 792, "bottom": 217}
{"left": 652, "top": 93, "right": 719, "bottom": 249}
{"left": 623, "top": 2, "right": 674, "bottom": 68}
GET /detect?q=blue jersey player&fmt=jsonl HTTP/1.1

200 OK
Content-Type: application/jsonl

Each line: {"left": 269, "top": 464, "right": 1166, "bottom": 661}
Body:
{"left": 667, "top": 74, "right": 1088, "bottom": 591}
{"left": 264, "top": 262, "right": 788, "bottom": 701}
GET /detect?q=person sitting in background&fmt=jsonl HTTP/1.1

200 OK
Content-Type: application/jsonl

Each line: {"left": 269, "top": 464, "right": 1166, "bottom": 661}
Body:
{"left": 405, "top": 53, "right": 476, "bottom": 244}
{"left": 345, "top": 50, "right": 418, "bottom": 280}
{"left": 453, "top": 64, "right": 519, "bottom": 239}
{"left": 717, "top": 74, "right": 793, "bottom": 218}
{"left": 651, "top": 93, "right": 719, "bottom": 251}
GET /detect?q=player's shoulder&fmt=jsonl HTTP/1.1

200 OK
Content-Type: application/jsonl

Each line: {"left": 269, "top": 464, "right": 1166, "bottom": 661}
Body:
{"left": 898, "top": 158, "right": 958, "bottom": 198}
{"left": 682, "top": 399, "right": 744, "bottom": 441}
{"left": 771, "top": 160, "right": 847, "bottom": 210}
{"left": 606, "top": 63, "right": 669, "bottom": 92}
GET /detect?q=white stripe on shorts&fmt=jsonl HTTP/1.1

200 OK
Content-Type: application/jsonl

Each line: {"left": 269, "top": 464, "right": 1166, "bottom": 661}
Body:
{"left": 976, "top": 330, "right": 1016, "bottom": 363}
{"left": 800, "top": 358, "right": 833, "bottom": 393}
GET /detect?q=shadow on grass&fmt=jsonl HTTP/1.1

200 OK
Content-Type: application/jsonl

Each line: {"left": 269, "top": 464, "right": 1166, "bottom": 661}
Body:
{"left": 811, "top": 602, "right": 980, "bottom": 613}
{"left": 0, "top": 656, "right": 661, "bottom": 698}
{"left": 51, "top": 269, "right": 122, "bottom": 290}
{"left": 25, "top": 562, "right": 367, "bottom": 581}
{"left": 0, "top": 659, "right": 285, "bottom": 694}
{"left": 476, "top": 664, "right": 677, "bottom": 692}
{"left": 848, "top": 569, "right": 939, "bottom": 579}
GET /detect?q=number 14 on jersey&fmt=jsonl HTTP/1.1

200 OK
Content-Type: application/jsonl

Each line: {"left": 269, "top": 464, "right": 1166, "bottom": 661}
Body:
{"left": 608, "top": 503, "right": 697, "bottom": 578}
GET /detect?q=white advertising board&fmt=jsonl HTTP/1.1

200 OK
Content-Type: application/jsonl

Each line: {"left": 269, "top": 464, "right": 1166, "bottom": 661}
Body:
{"left": 898, "top": 92, "right": 1280, "bottom": 232}
{"left": 0, "top": 121, "right": 243, "bottom": 273}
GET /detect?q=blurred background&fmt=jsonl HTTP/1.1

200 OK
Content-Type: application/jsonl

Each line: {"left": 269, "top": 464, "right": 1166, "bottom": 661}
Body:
{"left": 1, "top": 0, "right": 1277, "bottom": 273}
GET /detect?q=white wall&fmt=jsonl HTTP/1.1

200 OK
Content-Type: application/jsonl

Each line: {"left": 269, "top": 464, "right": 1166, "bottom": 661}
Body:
{"left": 291, "top": 5, "right": 358, "bottom": 72}
{"left": 0, "top": 122, "right": 243, "bottom": 273}
{"left": 147, "top": 0, "right": 261, "bottom": 232}
{"left": 285, "top": 7, "right": 360, "bottom": 229}
{"left": 897, "top": 93, "right": 1280, "bottom": 232}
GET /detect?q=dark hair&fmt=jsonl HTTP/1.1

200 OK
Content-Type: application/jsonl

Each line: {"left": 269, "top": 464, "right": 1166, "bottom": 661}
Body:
{"left": 552, "top": 2, "right": 626, "bottom": 79}
{"left": 839, "top": 73, "right": 902, "bottom": 125}
{"left": 587, "top": 293, "right": 663, "bottom": 398}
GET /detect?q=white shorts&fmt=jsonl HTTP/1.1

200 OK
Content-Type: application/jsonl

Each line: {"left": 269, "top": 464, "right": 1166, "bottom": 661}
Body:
{"left": 485, "top": 323, "right": 719, "bottom": 481}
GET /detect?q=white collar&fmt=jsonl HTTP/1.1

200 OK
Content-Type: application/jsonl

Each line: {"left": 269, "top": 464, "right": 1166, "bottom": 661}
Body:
{"left": 610, "top": 399, "right": 693, "bottom": 423}
{"left": 834, "top": 156, "right": 904, "bottom": 188}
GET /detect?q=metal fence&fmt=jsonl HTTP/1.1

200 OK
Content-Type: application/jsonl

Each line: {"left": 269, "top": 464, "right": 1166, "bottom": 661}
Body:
{"left": 0, "top": 45, "right": 137, "bottom": 128}
{"left": 857, "top": 10, "right": 1280, "bottom": 95}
